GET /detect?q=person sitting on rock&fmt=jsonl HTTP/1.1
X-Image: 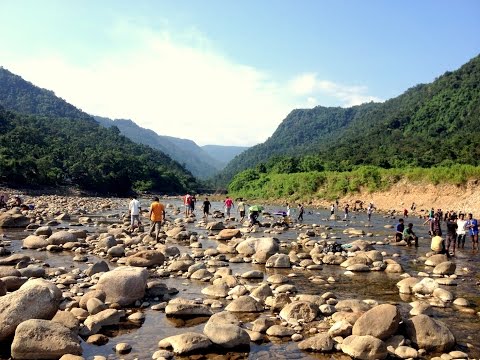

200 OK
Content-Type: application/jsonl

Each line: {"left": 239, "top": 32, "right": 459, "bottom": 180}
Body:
{"left": 249, "top": 210, "right": 260, "bottom": 227}
{"left": 395, "top": 218, "right": 405, "bottom": 242}
{"left": 431, "top": 230, "right": 448, "bottom": 257}
{"left": 403, "top": 222, "right": 418, "bottom": 247}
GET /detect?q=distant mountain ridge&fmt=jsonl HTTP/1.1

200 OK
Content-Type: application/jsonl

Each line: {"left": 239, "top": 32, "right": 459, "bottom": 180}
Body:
{"left": 94, "top": 116, "right": 223, "bottom": 179}
{"left": 201, "top": 145, "right": 249, "bottom": 166}
{"left": 218, "top": 54, "right": 480, "bottom": 184}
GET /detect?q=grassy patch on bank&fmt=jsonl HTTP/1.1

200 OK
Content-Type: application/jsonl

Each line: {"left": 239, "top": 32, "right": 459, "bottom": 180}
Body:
{"left": 228, "top": 164, "right": 480, "bottom": 201}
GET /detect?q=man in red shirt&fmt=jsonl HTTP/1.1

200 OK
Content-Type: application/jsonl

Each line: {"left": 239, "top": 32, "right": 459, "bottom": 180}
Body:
{"left": 224, "top": 196, "right": 234, "bottom": 219}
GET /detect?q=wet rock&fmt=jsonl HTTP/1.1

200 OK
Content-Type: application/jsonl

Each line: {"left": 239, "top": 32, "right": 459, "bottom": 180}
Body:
{"left": 86, "top": 298, "right": 108, "bottom": 315}
{"left": 425, "top": 254, "right": 448, "bottom": 267}
{"left": 206, "top": 222, "right": 224, "bottom": 231}
{"left": 412, "top": 277, "right": 439, "bottom": 295}
{"left": 265, "top": 253, "right": 291, "bottom": 268}
{"left": 52, "top": 311, "right": 79, "bottom": 332}
{"left": 48, "top": 231, "right": 77, "bottom": 245}
{"left": 279, "top": 301, "right": 319, "bottom": 322}
{"left": 453, "top": 298, "right": 469, "bottom": 307}
{"left": 335, "top": 299, "right": 371, "bottom": 313}
{"left": 433, "top": 261, "right": 456, "bottom": 275}
{"left": 385, "top": 262, "right": 403, "bottom": 273}
{"left": 328, "top": 320, "right": 352, "bottom": 337}
{"left": 341, "top": 335, "right": 388, "bottom": 360}
{"left": 168, "top": 259, "right": 194, "bottom": 272}
{"left": 203, "top": 311, "right": 250, "bottom": 348}
{"left": 0, "top": 211, "right": 30, "bottom": 228}
{"left": 432, "top": 288, "right": 453, "bottom": 302}
{"left": 165, "top": 298, "right": 213, "bottom": 317}
{"left": 346, "top": 264, "right": 370, "bottom": 272}
{"left": 241, "top": 270, "right": 264, "bottom": 279}
{"left": 96, "top": 266, "right": 148, "bottom": 306}
{"left": 2, "top": 276, "right": 28, "bottom": 291}
{"left": 396, "top": 277, "right": 420, "bottom": 294}
{"left": 225, "top": 295, "right": 263, "bottom": 312}
{"left": 0, "top": 254, "right": 30, "bottom": 265}
{"left": 126, "top": 250, "right": 165, "bottom": 267}
{"left": 250, "top": 283, "right": 273, "bottom": 303}
{"left": 85, "top": 261, "right": 109, "bottom": 277}
{"left": 252, "top": 318, "right": 275, "bottom": 333}
{"left": 395, "top": 345, "right": 418, "bottom": 359}
{"left": 266, "top": 325, "right": 294, "bottom": 337}
{"left": 0, "top": 279, "right": 62, "bottom": 341}
{"left": 18, "top": 265, "right": 46, "bottom": 278}
{"left": 96, "top": 235, "right": 117, "bottom": 250}
{"left": 11, "top": 319, "right": 81, "bottom": 358}
{"left": 115, "top": 342, "right": 132, "bottom": 354}
{"left": 86, "top": 334, "right": 109, "bottom": 345}
{"left": 201, "top": 283, "right": 229, "bottom": 298}
{"left": 79, "top": 290, "right": 107, "bottom": 309}
{"left": 236, "top": 237, "right": 279, "bottom": 263}
{"left": 34, "top": 226, "right": 53, "bottom": 237}
{"left": 352, "top": 304, "right": 401, "bottom": 340}
{"left": 106, "top": 245, "right": 125, "bottom": 257}
{"left": 298, "top": 333, "right": 334, "bottom": 352}
{"left": 23, "top": 235, "right": 49, "bottom": 249}
{"left": 404, "top": 314, "right": 455, "bottom": 352}
{"left": 158, "top": 332, "right": 212, "bottom": 354}
{"left": 83, "top": 309, "right": 123, "bottom": 334}
{"left": 217, "top": 229, "right": 241, "bottom": 240}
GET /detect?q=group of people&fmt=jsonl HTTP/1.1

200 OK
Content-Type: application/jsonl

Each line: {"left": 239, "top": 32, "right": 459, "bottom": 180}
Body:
{"left": 394, "top": 208, "right": 480, "bottom": 256}
{"left": 128, "top": 196, "right": 165, "bottom": 241}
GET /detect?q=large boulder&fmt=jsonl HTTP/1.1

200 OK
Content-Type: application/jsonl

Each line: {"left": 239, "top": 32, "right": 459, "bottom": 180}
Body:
{"left": 48, "top": 231, "right": 77, "bottom": 245}
{"left": 425, "top": 254, "right": 448, "bottom": 267}
{"left": 341, "top": 335, "right": 388, "bottom": 360}
{"left": 279, "top": 301, "right": 319, "bottom": 323}
{"left": 158, "top": 332, "right": 212, "bottom": 354}
{"left": 225, "top": 296, "right": 263, "bottom": 313}
{"left": 236, "top": 237, "right": 279, "bottom": 263}
{"left": 0, "top": 279, "right": 62, "bottom": 341}
{"left": 404, "top": 315, "right": 455, "bottom": 351}
{"left": 203, "top": 311, "right": 250, "bottom": 348}
{"left": 95, "top": 266, "right": 148, "bottom": 306}
{"left": 0, "top": 211, "right": 30, "bottom": 228}
{"left": 298, "top": 333, "right": 334, "bottom": 352}
{"left": 265, "top": 253, "right": 291, "bottom": 268}
{"left": 23, "top": 235, "right": 49, "bottom": 249}
{"left": 11, "top": 319, "right": 81, "bottom": 359}
{"left": 125, "top": 250, "right": 165, "bottom": 267}
{"left": 352, "top": 304, "right": 401, "bottom": 340}
{"left": 433, "top": 261, "right": 456, "bottom": 275}
{"left": 217, "top": 229, "right": 241, "bottom": 240}
{"left": 165, "top": 298, "right": 212, "bottom": 317}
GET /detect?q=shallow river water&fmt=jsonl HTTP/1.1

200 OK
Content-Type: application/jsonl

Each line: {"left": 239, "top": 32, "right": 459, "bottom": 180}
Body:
{"left": 1, "top": 198, "right": 479, "bottom": 359}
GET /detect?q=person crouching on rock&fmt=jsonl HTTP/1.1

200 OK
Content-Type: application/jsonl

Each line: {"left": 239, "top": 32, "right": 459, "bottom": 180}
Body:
{"left": 403, "top": 223, "right": 418, "bottom": 247}
{"left": 249, "top": 210, "right": 260, "bottom": 227}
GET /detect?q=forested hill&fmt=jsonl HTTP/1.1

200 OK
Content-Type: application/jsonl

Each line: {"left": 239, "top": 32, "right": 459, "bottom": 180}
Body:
{"left": 218, "top": 54, "right": 480, "bottom": 184}
{"left": 95, "top": 116, "right": 222, "bottom": 179}
{"left": 0, "top": 67, "right": 92, "bottom": 121}
{"left": 0, "top": 106, "right": 197, "bottom": 194}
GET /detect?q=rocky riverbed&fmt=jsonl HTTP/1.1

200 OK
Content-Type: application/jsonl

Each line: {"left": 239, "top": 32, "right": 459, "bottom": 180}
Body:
{"left": 0, "top": 194, "right": 479, "bottom": 360}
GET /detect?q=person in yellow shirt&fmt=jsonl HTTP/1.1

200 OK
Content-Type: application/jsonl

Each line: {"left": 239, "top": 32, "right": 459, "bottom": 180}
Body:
{"left": 430, "top": 230, "right": 446, "bottom": 255}
{"left": 149, "top": 196, "right": 165, "bottom": 241}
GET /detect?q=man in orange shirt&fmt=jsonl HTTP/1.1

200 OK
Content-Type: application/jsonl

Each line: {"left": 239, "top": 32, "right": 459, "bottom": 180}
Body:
{"left": 149, "top": 196, "right": 165, "bottom": 241}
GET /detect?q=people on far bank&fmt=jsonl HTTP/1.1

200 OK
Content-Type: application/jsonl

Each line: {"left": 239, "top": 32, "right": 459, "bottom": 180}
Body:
{"left": 149, "top": 196, "right": 165, "bottom": 241}
{"left": 128, "top": 196, "right": 141, "bottom": 229}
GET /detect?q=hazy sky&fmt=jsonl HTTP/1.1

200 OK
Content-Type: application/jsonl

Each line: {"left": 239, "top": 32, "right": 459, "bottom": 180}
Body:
{"left": 1, "top": 1, "right": 479, "bottom": 146}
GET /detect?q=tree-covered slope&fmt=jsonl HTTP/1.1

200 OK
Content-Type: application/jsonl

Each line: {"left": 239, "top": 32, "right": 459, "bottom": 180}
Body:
{"left": 218, "top": 54, "right": 480, "bottom": 184}
{"left": 0, "top": 106, "right": 197, "bottom": 194}
{"left": 95, "top": 116, "right": 222, "bottom": 179}
{"left": 0, "top": 67, "right": 92, "bottom": 121}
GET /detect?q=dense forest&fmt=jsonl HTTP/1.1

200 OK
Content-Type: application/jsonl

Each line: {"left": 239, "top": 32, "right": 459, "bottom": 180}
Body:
{"left": 0, "top": 106, "right": 197, "bottom": 194}
{"left": 218, "top": 55, "right": 480, "bottom": 185}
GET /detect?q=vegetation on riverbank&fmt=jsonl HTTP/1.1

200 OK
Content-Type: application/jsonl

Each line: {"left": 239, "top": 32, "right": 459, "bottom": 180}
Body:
{"left": 228, "top": 164, "right": 480, "bottom": 202}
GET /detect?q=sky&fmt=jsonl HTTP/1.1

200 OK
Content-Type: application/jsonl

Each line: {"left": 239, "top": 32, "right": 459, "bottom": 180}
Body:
{"left": 0, "top": 1, "right": 479, "bottom": 146}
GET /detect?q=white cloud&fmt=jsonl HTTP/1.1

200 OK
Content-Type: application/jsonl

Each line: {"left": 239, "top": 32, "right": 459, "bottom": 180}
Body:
{"left": 1, "top": 24, "right": 381, "bottom": 146}
{"left": 289, "top": 74, "right": 382, "bottom": 107}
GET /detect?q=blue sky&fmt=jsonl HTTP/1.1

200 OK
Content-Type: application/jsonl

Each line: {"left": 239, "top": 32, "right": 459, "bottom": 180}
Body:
{"left": 1, "top": 0, "right": 479, "bottom": 145}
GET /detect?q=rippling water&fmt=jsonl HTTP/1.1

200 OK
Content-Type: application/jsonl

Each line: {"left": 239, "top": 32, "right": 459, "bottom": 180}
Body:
{"left": 1, "top": 198, "right": 479, "bottom": 359}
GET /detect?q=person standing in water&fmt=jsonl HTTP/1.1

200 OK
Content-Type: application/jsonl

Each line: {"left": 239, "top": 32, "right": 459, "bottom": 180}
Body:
{"left": 456, "top": 213, "right": 467, "bottom": 249}
{"left": 202, "top": 197, "right": 211, "bottom": 221}
{"left": 128, "top": 196, "right": 141, "bottom": 229}
{"left": 149, "top": 197, "right": 165, "bottom": 241}
{"left": 367, "top": 203, "right": 375, "bottom": 222}
{"left": 344, "top": 204, "right": 350, "bottom": 220}
{"left": 466, "top": 213, "right": 479, "bottom": 252}
{"left": 445, "top": 214, "right": 458, "bottom": 256}
{"left": 237, "top": 198, "right": 246, "bottom": 222}
{"left": 224, "top": 196, "right": 234, "bottom": 219}
{"left": 297, "top": 203, "right": 304, "bottom": 222}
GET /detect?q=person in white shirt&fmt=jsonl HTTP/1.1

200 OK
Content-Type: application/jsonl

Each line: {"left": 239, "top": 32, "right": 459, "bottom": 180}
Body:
{"left": 129, "top": 196, "right": 141, "bottom": 229}
{"left": 456, "top": 213, "right": 467, "bottom": 249}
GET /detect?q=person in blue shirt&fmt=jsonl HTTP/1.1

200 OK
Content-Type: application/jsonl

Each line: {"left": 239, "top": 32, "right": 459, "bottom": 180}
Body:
{"left": 395, "top": 218, "right": 405, "bottom": 242}
{"left": 466, "top": 213, "right": 479, "bottom": 252}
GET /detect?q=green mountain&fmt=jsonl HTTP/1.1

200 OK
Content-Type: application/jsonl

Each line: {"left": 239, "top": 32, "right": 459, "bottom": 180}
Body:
{"left": 219, "top": 54, "right": 480, "bottom": 184}
{"left": 201, "top": 145, "right": 249, "bottom": 167}
{"left": 0, "top": 68, "right": 197, "bottom": 194}
{"left": 0, "top": 67, "right": 92, "bottom": 121}
{"left": 95, "top": 116, "right": 222, "bottom": 179}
